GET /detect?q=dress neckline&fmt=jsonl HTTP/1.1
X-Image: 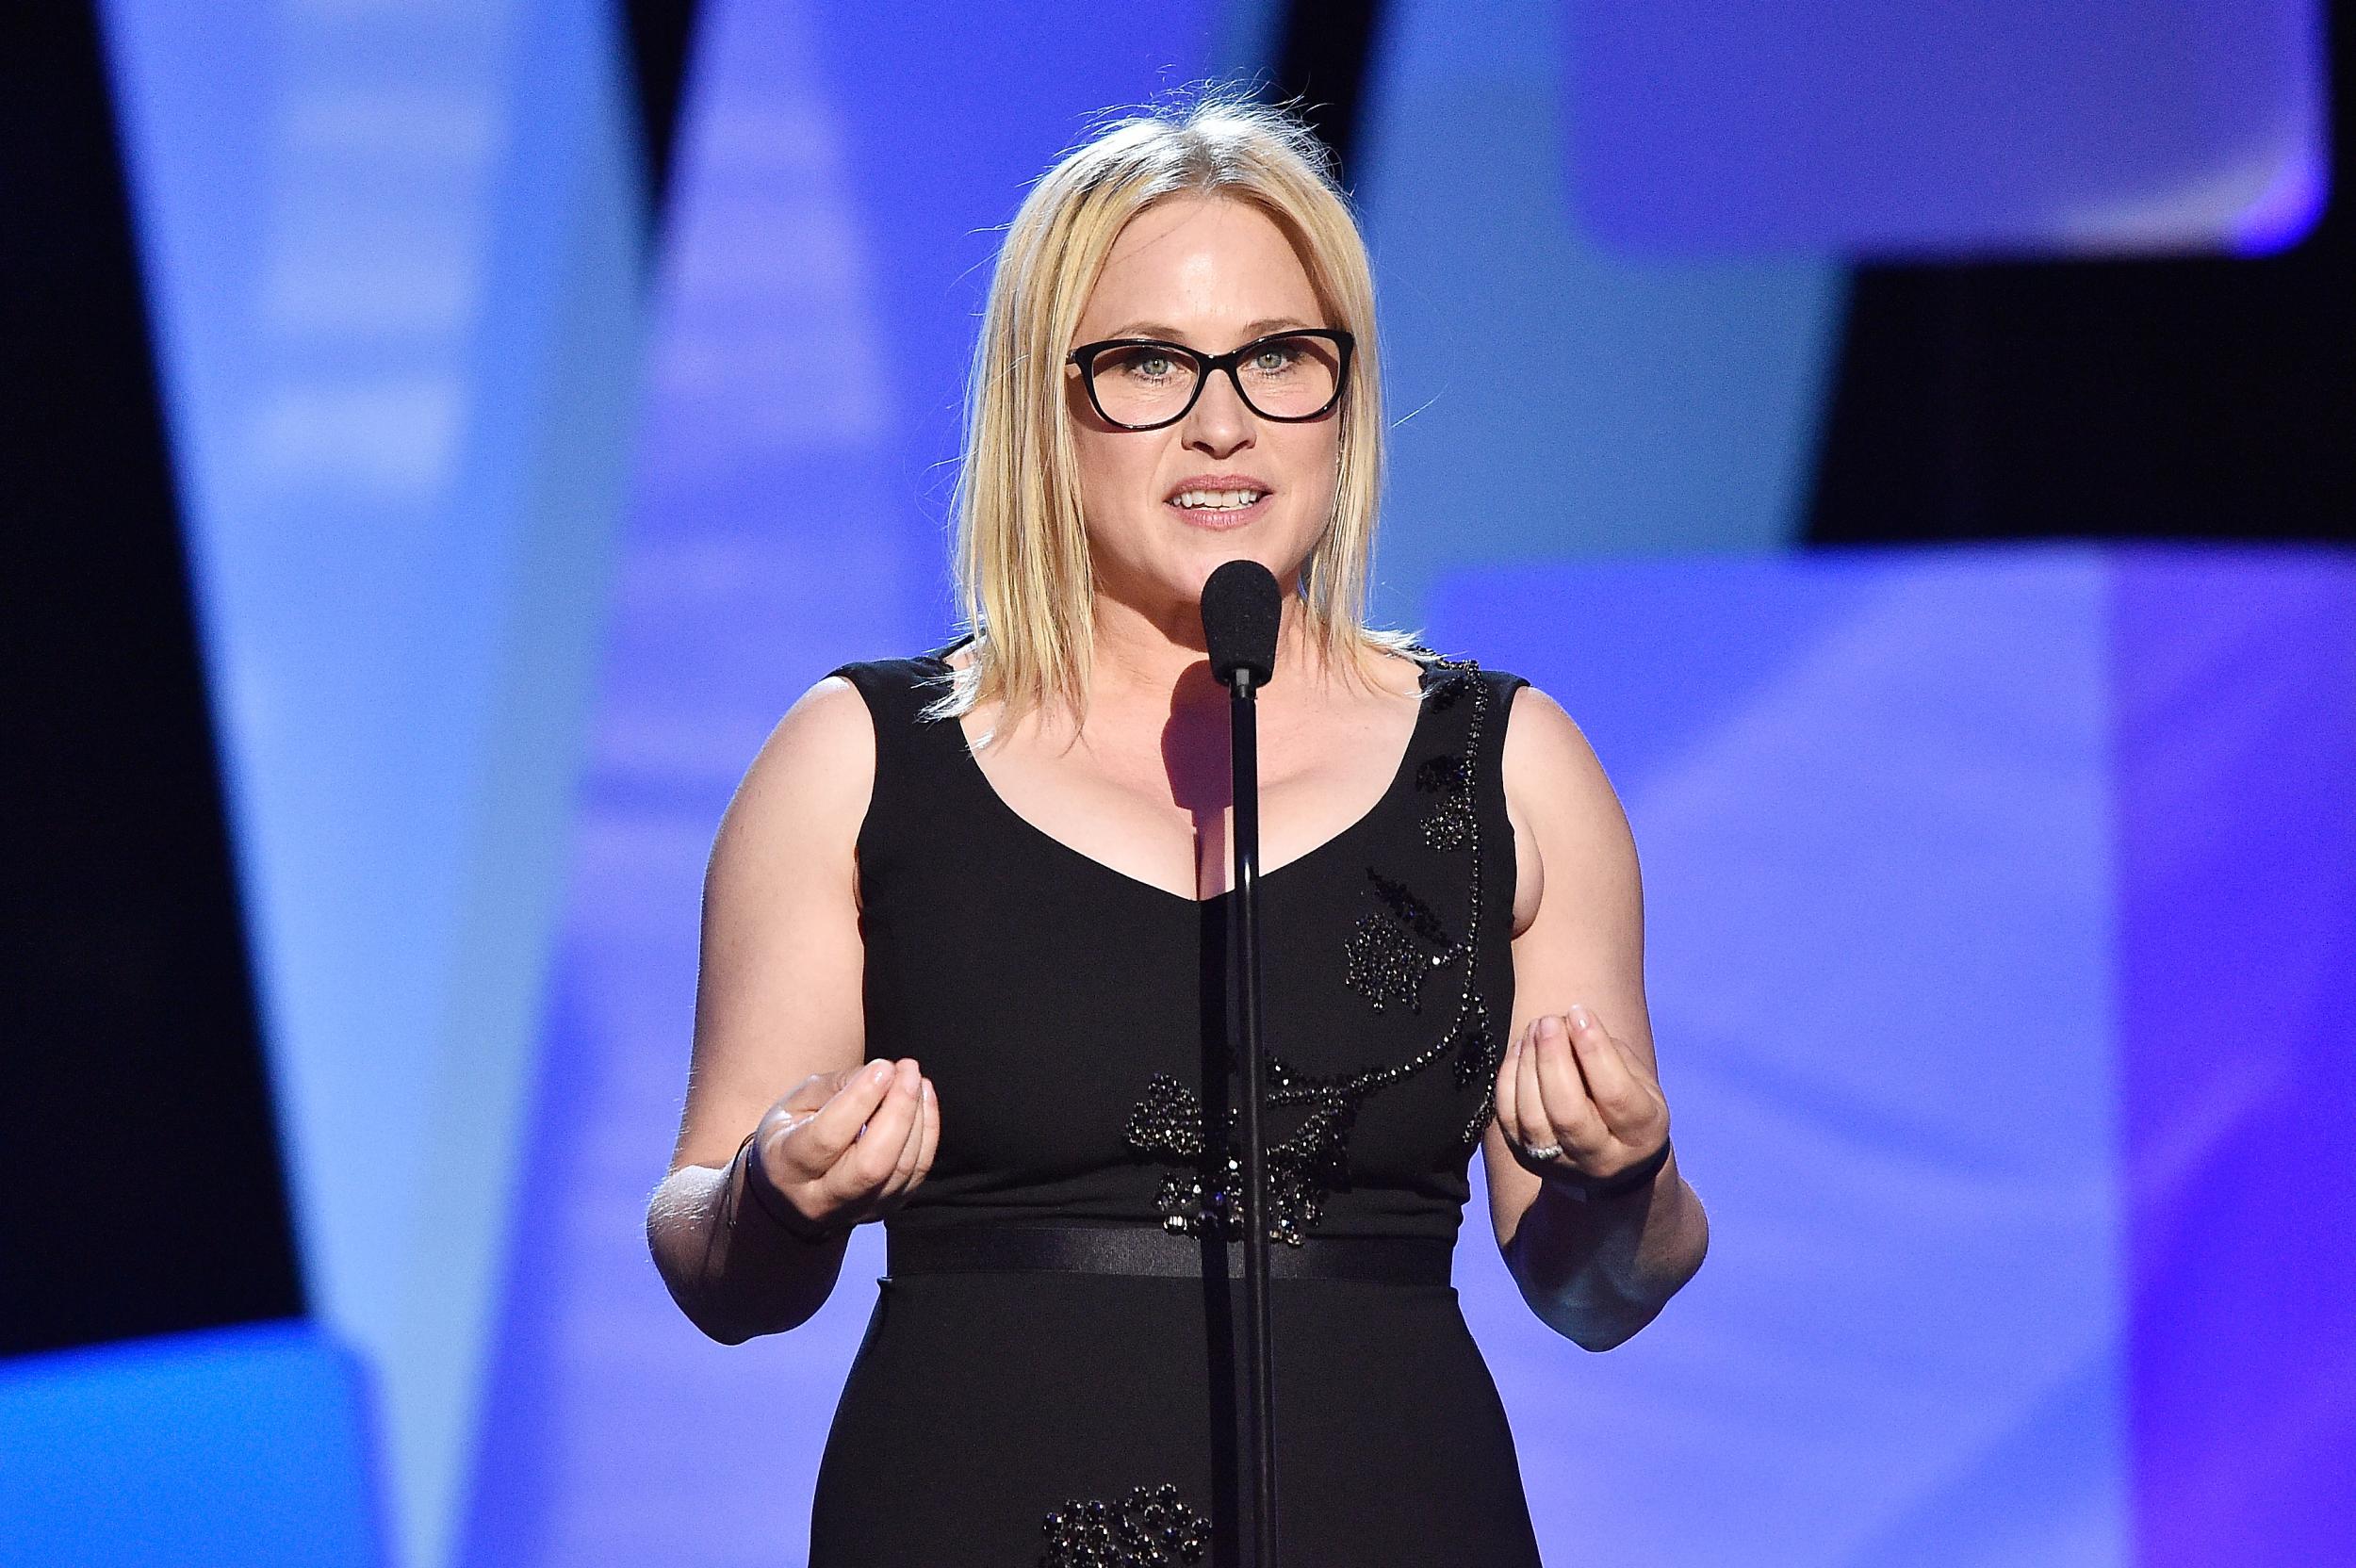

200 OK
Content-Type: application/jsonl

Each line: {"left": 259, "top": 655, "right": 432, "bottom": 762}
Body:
{"left": 921, "top": 647, "right": 1439, "bottom": 909}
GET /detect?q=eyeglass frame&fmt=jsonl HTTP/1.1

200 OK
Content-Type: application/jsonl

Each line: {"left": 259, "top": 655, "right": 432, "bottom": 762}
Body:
{"left": 1064, "top": 327, "right": 1356, "bottom": 432}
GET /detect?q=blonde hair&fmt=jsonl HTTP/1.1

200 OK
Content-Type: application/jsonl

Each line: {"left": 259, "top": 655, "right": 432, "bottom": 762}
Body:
{"left": 924, "top": 86, "right": 1417, "bottom": 735}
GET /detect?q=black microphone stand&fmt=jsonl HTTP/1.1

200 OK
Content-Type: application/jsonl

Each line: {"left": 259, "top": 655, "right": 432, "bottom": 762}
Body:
{"left": 1226, "top": 663, "right": 1278, "bottom": 1568}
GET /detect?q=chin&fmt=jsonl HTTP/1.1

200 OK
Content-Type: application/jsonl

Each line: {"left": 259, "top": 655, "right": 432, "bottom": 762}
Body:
{"left": 1094, "top": 516, "right": 1309, "bottom": 613}
{"left": 1175, "top": 541, "right": 1296, "bottom": 596}
{"left": 1166, "top": 512, "right": 1306, "bottom": 569}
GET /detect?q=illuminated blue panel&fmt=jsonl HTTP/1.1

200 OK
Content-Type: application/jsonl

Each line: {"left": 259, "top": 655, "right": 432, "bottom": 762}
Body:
{"left": 0, "top": 1322, "right": 382, "bottom": 1568}
{"left": 2113, "top": 551, "right": 2356, "bottom": 1565}
{"left": 1355, "top": 0, "right": 1842, "bottom": 605}
{"left": 1565, "top": 0, "right": 2329, "bottom": 256}
{"left": 1434, "top": 547, "right": 2130, "bottom": 1566}
{"left": 100, "top": 3, "right": 645, "bottom": 1564}
{"left": 1427, "top": 545, "right": 2356, "bottom": 1564}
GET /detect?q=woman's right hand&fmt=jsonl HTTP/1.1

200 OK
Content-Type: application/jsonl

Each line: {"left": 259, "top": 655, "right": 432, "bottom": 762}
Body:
{"left": 745, "top": 1056, "right": 939, "bottom": 1236}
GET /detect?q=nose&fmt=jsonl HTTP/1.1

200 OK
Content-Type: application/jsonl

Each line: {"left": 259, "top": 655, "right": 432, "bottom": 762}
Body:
{"left": 1182, "top": 366, "right": 1256, "bottom": 458}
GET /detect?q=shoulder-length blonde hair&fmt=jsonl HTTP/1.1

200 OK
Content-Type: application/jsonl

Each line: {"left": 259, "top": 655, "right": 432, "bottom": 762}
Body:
{"left": 924, "top": 88, "right": 1415, "bottom": 735}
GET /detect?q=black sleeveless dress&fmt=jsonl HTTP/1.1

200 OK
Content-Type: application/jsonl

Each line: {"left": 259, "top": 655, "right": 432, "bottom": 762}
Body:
{"left": 811, "top": 644, "right": 1544, "bottom": 1568}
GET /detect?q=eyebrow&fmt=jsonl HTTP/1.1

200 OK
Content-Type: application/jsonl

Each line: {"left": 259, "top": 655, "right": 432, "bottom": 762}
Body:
{"left": 1099, "top": 316, "right": 1315, "bottom": 342}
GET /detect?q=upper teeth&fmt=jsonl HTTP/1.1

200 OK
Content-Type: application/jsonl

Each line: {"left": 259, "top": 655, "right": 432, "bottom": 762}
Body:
{"left": 1172, "top": 489, "right": 1264, "bottom": 509}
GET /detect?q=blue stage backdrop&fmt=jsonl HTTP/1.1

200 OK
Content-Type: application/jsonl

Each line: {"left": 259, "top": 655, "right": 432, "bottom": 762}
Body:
{"left": 0, "top": 1322, "right": 381, "bottom": 1568}
{"left": 1428, "top": 545, "right": 2356, "bottom": 1567}
{"left": 1355, "top": 0, "right": 1846, "bottom": 608}
{"left": 13, "top": 4, "right": 2345, "bottom": 1566}
{"left": 1566, "top": 0, "right": 2328, "bottom": 255}
{"left": 97, "top": 0, "right": 645, "bottom": 1562}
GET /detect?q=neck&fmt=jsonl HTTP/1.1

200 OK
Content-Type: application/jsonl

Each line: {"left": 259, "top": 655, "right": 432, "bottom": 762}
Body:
{"left": 1088, "top": 580, "right": 1325, "bottom": 707}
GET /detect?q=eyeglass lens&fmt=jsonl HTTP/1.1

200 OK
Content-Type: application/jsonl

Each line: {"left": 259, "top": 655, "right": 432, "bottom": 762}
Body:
{"left": 1085, "top": 334, "right": 1343, "bottom": 426}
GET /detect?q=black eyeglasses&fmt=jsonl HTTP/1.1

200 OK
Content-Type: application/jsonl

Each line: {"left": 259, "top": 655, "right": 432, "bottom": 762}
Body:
{"left": 1065, "top": 328, "right": 1355, "bottom": 432}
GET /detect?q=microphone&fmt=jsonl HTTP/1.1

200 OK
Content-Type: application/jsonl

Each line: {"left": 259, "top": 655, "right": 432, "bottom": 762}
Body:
{"left": 1200, "top": 554, "right": 1281, "bottom": 1567}
{"left": 1202, "top": 559, "right": 1281, "bottom": 691}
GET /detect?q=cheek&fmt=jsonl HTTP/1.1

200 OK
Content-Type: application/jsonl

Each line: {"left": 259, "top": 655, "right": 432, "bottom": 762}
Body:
{"left": 1072, "top": 431, "right": 1158, "bottom": 524}
{"left": 1067, "top": 378, "right": 1156, "bottom": 521}
{"left": 1279, "top": 428, "right": 1342, "bottom": 519}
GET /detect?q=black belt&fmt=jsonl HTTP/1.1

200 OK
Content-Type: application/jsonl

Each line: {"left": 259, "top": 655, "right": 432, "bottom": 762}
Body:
{"left": 885, "top": 1223, "right": 1453, "bottom": 1286}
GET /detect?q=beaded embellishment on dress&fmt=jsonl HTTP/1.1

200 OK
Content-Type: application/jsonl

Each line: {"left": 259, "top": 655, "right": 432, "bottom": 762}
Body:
{"left": 1124, "top": 1059, "right": 1359, "bottom": 1243}
{"left": 1342, "top": 869, "right": 1462, "bottom": 1013}
{"left": 1122, "top": 655, "right": 1511, "bottom": 1244}
{"left": 1039, "top": 1482, "right": 1209, "bottom": 1567}
{"left": 1416, "top": 751, "right": 1476, "bottom": 850}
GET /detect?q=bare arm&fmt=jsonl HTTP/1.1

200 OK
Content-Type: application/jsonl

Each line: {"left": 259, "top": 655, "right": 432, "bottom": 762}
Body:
{"left": 1483, "top": 686, "right": 1708, "bottom": 1351}
{"left": 646, "top": 676, "right": 939, "bottom": 1345}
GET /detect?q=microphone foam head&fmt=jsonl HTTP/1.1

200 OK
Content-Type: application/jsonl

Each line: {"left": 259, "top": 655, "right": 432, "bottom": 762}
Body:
{"left": 1201, "top": 559, "right": 1283, "bottom": 688}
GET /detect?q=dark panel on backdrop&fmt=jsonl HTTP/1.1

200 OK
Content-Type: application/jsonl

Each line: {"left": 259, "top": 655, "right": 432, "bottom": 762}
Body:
{"left": 1808, "top": 4, "right": 2355, "bottom": 547}
{"left": 623, "top": 0, "right": 705, "bottom": 210}
{"left": 1274, "top": 0, "right": 1388, "bottom": 188}
{"left": 0, "top": 5, "right": 303, "bottom": 1354}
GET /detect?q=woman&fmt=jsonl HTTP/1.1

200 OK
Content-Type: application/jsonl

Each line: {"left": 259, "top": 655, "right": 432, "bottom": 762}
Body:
{"left": 646, "top": 92, "right": 1708, "bottom": 1566}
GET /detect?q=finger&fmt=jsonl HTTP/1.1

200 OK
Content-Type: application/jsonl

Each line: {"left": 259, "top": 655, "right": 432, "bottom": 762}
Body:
{"left": 877, "top": 1064, "right": 930, "bottom": 1202}
{"left": 1494, "top": 1021, "right": 1529, "bottom": 1144}
{"left": 840, "top": 1059, "right": 922, "bottom": 1192}
{"left": 1565, "top": 1004, "right": 1657, "bottom": 1140}
{"left": 1517, "top": 1016, "right": 1559, "bottom": 1150}
{"left": 909, "top": 1077, "right": 940, "bottom": 1186}
{"left": 1517, "top": 1012, "right": 1555, "bottom": 1135}
{"left": 1530, "top": 1014, "right": 1612, "bottom": 1159}
{"left": 779, "top": 1058, "right": 896, "bottom": 1180}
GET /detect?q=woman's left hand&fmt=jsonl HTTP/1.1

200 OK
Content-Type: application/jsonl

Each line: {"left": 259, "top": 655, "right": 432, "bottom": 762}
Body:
{"left": 1495, "top": 1004, "right": 1671, "bottom": 1189}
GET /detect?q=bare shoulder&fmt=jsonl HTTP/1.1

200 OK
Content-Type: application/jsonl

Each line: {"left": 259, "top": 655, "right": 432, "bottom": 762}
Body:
{"left": 1499, "top": 684, "right": 1617, "bottom": 813}
{"left": 1501, "top": 683, "right": 1633, "bottom": 848}
{"left": 714, "top": 675, "right": 876, "bottom": 868}
{"left": 1498, "top": 684, "right": 1638, "bottom": 928}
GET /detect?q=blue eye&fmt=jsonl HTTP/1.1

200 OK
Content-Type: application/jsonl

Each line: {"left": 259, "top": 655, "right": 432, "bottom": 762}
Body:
{"left": 1104, "top": 347, "right": 1181, "bottom": 382}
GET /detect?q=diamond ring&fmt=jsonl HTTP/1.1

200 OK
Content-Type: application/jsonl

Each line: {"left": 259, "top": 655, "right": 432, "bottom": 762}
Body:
{"left": 1522, "top": 1141, "right": 1563, "bottom": 1161}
